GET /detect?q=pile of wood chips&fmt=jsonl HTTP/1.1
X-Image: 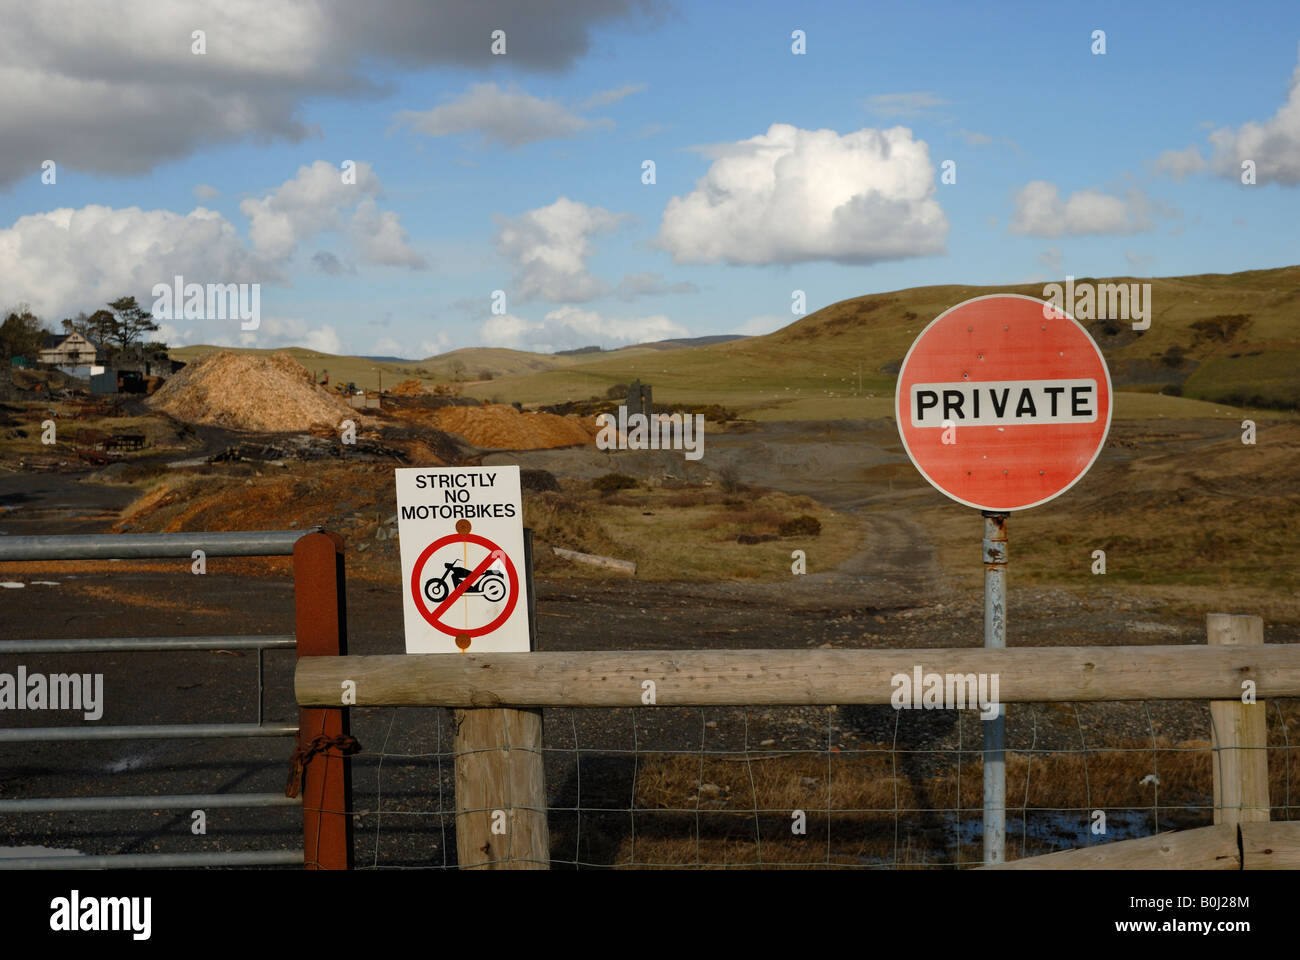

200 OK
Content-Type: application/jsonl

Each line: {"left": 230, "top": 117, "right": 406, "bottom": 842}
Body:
{"left": 431, "top": 403, "right": 596, "bottom": 450}
{"left": 389, "top": 379, "right": 426, "bottom": 396}
{"left": 146, "top": 351, "right": 360, "bottom": 432}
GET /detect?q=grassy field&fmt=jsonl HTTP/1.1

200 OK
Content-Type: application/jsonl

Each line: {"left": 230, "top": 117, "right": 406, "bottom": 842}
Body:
{"left": 462, "top": 265, "right": 1300, "bottom": 416}
{"left": 528, "top": 481, "right": 862, "bottom": 581}
{"left": 169, "top": 264, "right": 1299, "bottom": 419}
{"left": 592, "top": 720, "right": 1299, "bottom": 867}
{"left": 917, "top": 419, "right": 1300, "bottom": 622}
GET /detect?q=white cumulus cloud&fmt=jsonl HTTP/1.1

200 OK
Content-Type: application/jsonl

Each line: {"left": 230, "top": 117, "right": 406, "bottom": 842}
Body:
{"left": 1154, "top": 146, "right": 1206, "bottom": 182}
{"left": 480, "top": 306, "right": 687, "bottom": 353}
{"left": 1008, "top": 181, "right": 1153, "bottom": 237}
{"left": 493, "top": 197, "right": 628, "bottom": 302}
{"left": 240, "top": 160, "right": 424, "bottom": 268}
{"left": 1207, "top": 43, "right": 1300, "bottom": 185}
{"left": 657, "top": 123, "right": 948, "bottom": 266}
{"left": 0, "top": 162, "right": 420, "bottom": 323}
{"left": 0, "top": 204, "right": 266, "bottom": 321}
{"left": 240, "top": 315, "right": 343, "bottom": 355}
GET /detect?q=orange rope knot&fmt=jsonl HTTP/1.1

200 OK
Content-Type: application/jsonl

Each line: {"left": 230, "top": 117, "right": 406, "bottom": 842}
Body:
{"left": 285, "top": 733, "right": 361, "bottom": 798}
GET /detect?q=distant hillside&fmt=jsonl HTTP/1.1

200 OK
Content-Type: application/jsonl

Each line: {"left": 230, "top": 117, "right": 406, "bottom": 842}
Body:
{"left": 462, "top": 265, "right": 1300, "bottom": 418}
{"left": 169, "top": 266, "right": 1300, "bottom": 418}
{"left": 554, "top": 334, "right": 746, "bottom": 357}
{"left": 648, "top": 334, "right": 747, "bottom": 349}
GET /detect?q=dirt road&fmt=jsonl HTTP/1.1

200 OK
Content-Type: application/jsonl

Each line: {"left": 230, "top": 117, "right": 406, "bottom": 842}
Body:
{"left": 1, "top": 418, "right": 1292, "bottom": 867}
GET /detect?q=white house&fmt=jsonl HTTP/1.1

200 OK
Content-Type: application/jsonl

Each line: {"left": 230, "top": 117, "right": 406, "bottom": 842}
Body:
{"left": 38, "top": 332, "right": 100, "bottom": 367}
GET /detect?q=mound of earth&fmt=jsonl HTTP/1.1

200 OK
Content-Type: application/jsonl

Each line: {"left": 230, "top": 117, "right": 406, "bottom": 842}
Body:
{"left": 431, "top": 403, "right": 596, "bottom": 450}
{"left": 146, "top": 351, "right": 358, "bottom": 432}
{"left": 389, "top": 379, "right": 425, "bottom": 396}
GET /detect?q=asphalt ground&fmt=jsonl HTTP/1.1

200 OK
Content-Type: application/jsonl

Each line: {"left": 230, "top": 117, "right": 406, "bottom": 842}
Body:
{"left": 1, "top": 419, "right": 1295, "bottom": 867}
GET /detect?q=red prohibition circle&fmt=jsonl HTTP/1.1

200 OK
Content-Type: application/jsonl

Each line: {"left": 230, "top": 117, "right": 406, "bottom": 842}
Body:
{"left": 895, "top": 294, "right": 1112, "bottom": 512}
{"left": 409, "top": 532, "right": 520, "bottom": 638}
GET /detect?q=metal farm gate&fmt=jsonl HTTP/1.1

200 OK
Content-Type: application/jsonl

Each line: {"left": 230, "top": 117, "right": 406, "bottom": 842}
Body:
{"left": 0, "top": 529, "right": 353, "bottom": 869}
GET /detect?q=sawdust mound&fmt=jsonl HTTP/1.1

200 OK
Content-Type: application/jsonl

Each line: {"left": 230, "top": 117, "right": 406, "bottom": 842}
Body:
{"left": 389, "top": 379, "right": 425, "bottom": 396}
{"left": 432, "top": 403, "right": 595, "bottom": 450}
{"left": 146, "top": 351, "right": 358, "bottom": 432}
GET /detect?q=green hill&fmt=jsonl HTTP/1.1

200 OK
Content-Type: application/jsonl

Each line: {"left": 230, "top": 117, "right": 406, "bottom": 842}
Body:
{"left": 171, "top": 265, "right": 1300, "bottom": 420}
{"left": 464, "top": 265, "right": 1300, "bottom": 420}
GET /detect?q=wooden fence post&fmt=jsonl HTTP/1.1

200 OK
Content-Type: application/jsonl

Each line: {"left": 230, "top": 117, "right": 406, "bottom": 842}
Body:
{"left": 453, "top": 707, "right": 549, "bottom": 869}
{"left": 294, "top": 530, "right": 355, "bottom": 869}
{"left": 1208, "top": 613, "right": 1270, "bottom": 826}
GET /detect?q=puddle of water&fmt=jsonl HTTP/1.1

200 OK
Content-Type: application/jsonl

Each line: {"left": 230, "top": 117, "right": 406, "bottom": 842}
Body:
{"left": 105, "top": 754, "right": 150, "bottom": 773}
{"left": 954, "top": 808, "right": 1169, "bottom": 848}
{"left": 0, "top": 582, "right": 24, "bottom": 589}
{"left": 31, "top": 581, "right": 60, "bottom": 586}
{"left": 0, "top": 845, "right": 84, "bottom": 859}
{"left": 857, "top": 809, "right": 1179, "bottom": 866}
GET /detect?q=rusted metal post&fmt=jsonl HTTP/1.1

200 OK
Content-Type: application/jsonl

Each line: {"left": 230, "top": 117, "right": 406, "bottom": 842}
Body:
{"left": 982, "top": 511, "right": 1008, "bottom": 866}
{"left": 293, "top": 530, "right": 354, "bottom": 869}
{"left": 1208, "top": 613, "right": 1270, "bottom": 826}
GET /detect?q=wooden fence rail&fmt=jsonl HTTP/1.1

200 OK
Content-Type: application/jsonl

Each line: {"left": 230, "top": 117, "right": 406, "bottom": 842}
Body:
{"left": 296, "top": 643, "right": 1300, "bottom": 707}
{"left": 293, "top": 614, "right": 1298, "bottom": 869}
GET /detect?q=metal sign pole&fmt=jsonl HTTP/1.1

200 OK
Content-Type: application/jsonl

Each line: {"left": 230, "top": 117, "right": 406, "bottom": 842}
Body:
{"left": 981, "top": 511, "right": 1008, "bottom": 865}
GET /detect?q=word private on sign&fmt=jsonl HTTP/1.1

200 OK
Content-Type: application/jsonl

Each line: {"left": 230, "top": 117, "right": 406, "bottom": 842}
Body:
{"left": 910, "top": 378, "right": 1098, "bottom": 427}
{"left": 895, "top": 294, "right": 1112, "bottom": 512}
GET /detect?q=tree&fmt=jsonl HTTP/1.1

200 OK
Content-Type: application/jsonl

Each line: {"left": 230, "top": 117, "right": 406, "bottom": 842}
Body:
{"left": 61, "top": 311, "right": 90, "bottom": 336}
{"left": 0, "top": 306, "right": 49, "bottom": 360}
{"left": 103, "top": 296, "right": 159, "bottom": 353}
{"left": 85, "top": 309, "right": 116, "bottom": 347}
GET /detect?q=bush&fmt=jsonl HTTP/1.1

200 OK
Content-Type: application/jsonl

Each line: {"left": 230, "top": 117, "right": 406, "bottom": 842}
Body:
{"left": 592, "top": 472, "right": 638, "bottom": 495}
{"left": 737, "top": 533, "right": 778, "bottom": 545}
{"left": 605, "top": 383, "right": 630, "bottom": 400}
{"left": 479, "top": 369, "right": 494, "bottom": 381}
{"left": 525, "top": 491, "right": 617, "bottom": 556}
{"left": 665, "top": 489, "right": 711, "bottom": 508}
{"left": 521, "top": 468, "right": 560, "bottom": 493}
{"left": 717, "top": 463, "right": 742, "bottom": 493}
{"left": 1161, "top": 345, "right": 1187, "bottom": 368}
{"left": 779, "top": 515, "right": 821, "bottom": 537}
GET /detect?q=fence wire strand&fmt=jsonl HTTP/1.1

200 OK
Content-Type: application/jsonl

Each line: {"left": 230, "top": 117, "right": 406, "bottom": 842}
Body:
{"left": 329, "top": 697, "right": 1300, "bottom": 869}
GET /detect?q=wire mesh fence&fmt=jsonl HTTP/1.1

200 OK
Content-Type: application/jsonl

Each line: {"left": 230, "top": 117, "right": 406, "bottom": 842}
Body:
{"left": 336, "top": 697, "right": 1300, "bottom": 869}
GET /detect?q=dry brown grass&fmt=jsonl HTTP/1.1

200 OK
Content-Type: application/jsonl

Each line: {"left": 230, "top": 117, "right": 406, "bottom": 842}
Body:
{"left": 596, "top": 721, "right": 1300, "bottom": 868}
{"left": 527, "top": 483, "right": 860, "bottom": 580}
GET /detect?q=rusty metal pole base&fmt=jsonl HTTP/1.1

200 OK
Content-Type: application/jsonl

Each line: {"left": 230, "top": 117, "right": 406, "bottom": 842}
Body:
{"left": 981, "top": 511, "right": 1008, "bottom": 866}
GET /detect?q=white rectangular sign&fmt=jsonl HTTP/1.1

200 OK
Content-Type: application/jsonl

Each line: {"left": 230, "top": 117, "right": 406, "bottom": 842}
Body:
{"left": 909, "top": 378, "right": 1098, "bottom": 427}
{"left": 394, "top": 466, "right": 530, "bottom": 654}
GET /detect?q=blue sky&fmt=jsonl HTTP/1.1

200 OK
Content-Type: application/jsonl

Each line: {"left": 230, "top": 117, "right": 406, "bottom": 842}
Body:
{"left": 0, "top": 0, "right": 1296, "bottom": 357}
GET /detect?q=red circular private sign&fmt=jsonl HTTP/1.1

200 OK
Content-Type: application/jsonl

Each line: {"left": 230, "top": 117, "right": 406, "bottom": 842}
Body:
{"left": 895, "top": 294, "right": 1112, "bottom": 511}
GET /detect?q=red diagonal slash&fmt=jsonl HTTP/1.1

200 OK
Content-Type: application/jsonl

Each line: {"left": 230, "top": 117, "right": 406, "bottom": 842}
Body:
{"left": 430, "top": 548, "right": 507, "bottom": 622}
